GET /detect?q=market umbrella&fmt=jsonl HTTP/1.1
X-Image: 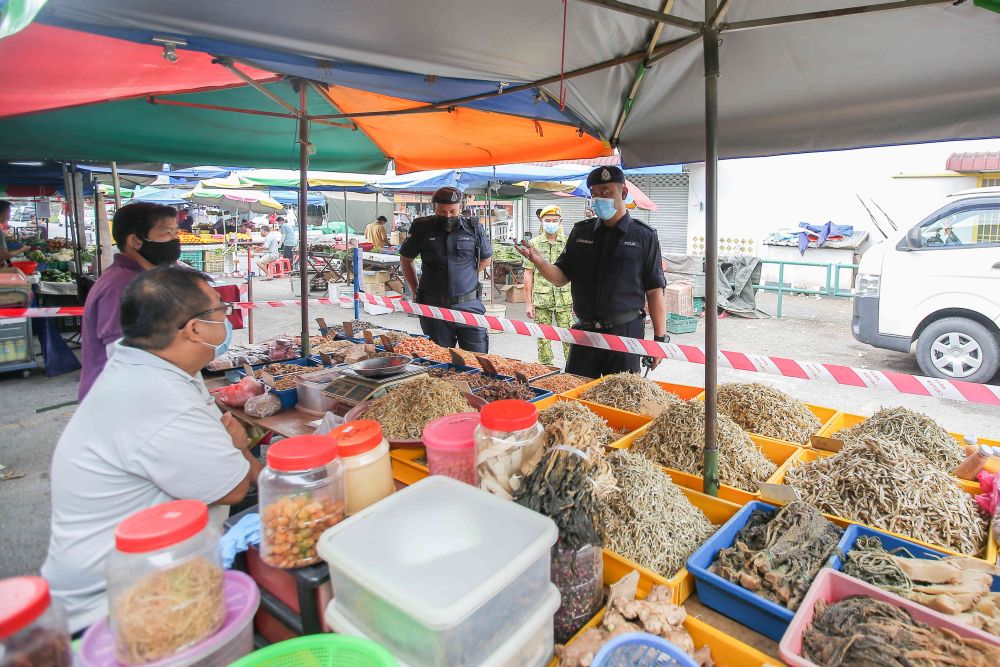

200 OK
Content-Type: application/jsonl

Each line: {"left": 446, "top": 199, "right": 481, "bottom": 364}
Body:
{"left": 183, "top": 186, "right": 282, "bottom": 214}
{"left": 130, "top": 185, "right": 188, "bottom": 205}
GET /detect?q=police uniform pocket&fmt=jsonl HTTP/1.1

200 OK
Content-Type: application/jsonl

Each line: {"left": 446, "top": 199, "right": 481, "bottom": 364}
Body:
{"left": 613, "top": 245, "right": 640, "bottom": 260}
{"left": 455, "top": 240, "right": 476, "bottom": 258}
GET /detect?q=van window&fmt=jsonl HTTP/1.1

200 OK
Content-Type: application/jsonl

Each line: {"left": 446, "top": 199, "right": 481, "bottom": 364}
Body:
{"left": 919, "top": 205, "right": 1000, "bottom": 248}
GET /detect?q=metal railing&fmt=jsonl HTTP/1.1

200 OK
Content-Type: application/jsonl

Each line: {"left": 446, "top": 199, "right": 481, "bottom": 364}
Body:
{"left": 753, "top": 259, "right": 858, "bottom": 318}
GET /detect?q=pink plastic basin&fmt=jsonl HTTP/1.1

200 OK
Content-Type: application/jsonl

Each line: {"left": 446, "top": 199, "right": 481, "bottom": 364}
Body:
{"left": 78, "top": 570, "right": 260, "bottom": 667}
{"left": 779, "top": 568, "right": 1000, "bottom": 667}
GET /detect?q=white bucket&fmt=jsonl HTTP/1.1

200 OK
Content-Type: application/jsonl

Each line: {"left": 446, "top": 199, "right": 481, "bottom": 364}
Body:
{"left": 329, "top": 283, "right": 355, "bottom": 310}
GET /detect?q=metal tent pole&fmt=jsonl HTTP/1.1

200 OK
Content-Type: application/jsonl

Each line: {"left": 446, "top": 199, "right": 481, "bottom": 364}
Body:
{"left": 298, "top": 81, "right": 311, "bottom": 357}
{"left": 343, "top": 189, "right": 348, "bottom": 245}
{"left": 702, "top": 0, "right": 721, "bottom": 497}
{"left": 110, "top": 162, "right": 123, "bottom": 210}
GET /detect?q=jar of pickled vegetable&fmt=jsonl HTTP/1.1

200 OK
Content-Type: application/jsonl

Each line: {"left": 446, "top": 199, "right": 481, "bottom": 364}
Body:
{"left": 0, "top": 576, "right": 72, "bottom": 667}
{"left": 474, "top": 399, "right": 544, "bottom": 500}
{"left": 259, "top": 435, "right": 346, "bottom": 569}
{"left": 106, "top": 500, "right": 225, "bottom": 665}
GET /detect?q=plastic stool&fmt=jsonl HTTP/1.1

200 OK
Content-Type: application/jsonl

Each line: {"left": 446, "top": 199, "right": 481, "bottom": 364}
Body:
{"left": 592, "top": 633, "right": 699, "bottom": 667}
{"left": 266, "top": 258, "right": 292, "bottom": 278}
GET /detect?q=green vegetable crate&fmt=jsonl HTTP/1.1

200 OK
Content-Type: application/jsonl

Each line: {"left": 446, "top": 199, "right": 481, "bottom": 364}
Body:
{"left": 666, "top": 313, "right": 698, "bottom": 334}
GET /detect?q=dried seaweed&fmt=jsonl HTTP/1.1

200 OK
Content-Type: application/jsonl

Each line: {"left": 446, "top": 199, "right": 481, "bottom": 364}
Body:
{"left": 365, "top": 376, "right": 473, "bottom": 440}
{"left": 579, "top": 373, "right": 681, "bottom": 414}
{"left": 599, "top": 450, "right": 715, "bottom": 578}
{"left": 785, "top": 437, "right": 988, "bottom": 556}
{"left": 802, "top": 596, "right": 1000, "bottom": 666}
{"left": 836, "top": 406, "right": 964, "bottom": 473}
{"left": 539, "top": 401, "right": 618, "bottom": 446}
{"left": 710, "top": 502, "right": 841, "bottom": 610}
{"left": 633, "top": 400, "right": 777, "bottom": 493}
{"left": 542, "top": 413, "right": 617, "bottom": 500}
{"left": 717, "top": 382, "right": 821, "bottom": 445}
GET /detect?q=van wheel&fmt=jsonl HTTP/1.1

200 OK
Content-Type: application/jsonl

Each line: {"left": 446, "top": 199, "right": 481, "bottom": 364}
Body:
{"left": 916, "top": 317, "right": 1000, "bottom": 383}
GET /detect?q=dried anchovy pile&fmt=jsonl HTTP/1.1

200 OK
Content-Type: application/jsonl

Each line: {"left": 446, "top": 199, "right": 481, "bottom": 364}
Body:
{"left": 475, "top": 379, "right": 537, "bottom": 403}
{"left": 425, "top": 346, "right": 480, "bottom": 368}
{"left": 531, "top": 374, "right": 590, "bottom": 394}
{"left": 802, "top": 596, "right": 1000, "bottom": 667}
{"left": 365, "top": 376, "right": 473, "bottom": 440}
{"left": 254, "top": 363, "right": 314, "bottom": 378}
{"left": 331, "top": 319, "right": 377, "bottom": 337}
{"left": 542, "top": 412, "right": 617, "bottom": 500}
{"left": 428, "top": 368, "right": 492, "bottom": 389}
{"left": 367, "top": 330, "right": 411, "bottom": 344}
{"left": 785, "top": 437, "right": 988, "bottom": 556}
{"left": 539, "top": 401, "right": 618, "bottom": 446}
{"left": 600, "top": 450, "right": 715, "bottom": 578}
{"left": 479, "top": 354, "right": 552, "bottom": 379}
{"left": 633, "top": 400, "right": 777, "bottom": 493}
{"left": 717, "top": 382, "right": 821, "bottom": 445}
{"left": 311, "top": 338, "right": 357, "bottom": 355}
{"left": 580, "top": 373, "right": 681, "bottom": 414}
{"left": 710, "top": 502, "right": 842, "bottom": 610}
{"left": 836, "top": 406, "right": 965, "bottom": 473}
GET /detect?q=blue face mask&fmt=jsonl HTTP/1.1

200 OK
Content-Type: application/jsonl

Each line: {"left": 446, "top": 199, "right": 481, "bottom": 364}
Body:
{"left": 197, "top": 318, "right": 233, "bottom": 357}
{"left": 592, "top": 198, "right": 618, "bottom": 220}
{"left": 543, "top": 222, "right": 560, "bottom": 234}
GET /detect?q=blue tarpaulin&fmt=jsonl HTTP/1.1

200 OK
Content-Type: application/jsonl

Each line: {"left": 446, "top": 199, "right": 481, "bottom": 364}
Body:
{"left": 797, "top": 221, "right": 854, "bottom": 255}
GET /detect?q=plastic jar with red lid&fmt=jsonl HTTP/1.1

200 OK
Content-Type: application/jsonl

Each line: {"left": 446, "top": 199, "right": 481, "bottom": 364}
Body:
{"left": 0, "top": 576, "right": 72, "bottom": 667}
{"left": 474, "top": 399, "right": 544, "bottom": 500}
{"left": 423, "top": 412, "right": 480, "bottom": 485}
{"left": 329, "top": 420, "right": 394, "bottom": 515}
{"left": 258, "top": 435, "right": 346, "bottom": 569}
{"left": 105, "top": 499, "right": 225, "bottom": 665}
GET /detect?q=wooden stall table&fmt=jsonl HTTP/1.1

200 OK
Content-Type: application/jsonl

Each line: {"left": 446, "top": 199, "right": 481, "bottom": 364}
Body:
{"left": 228, "top": 406, "right": 320, "bottom": 439}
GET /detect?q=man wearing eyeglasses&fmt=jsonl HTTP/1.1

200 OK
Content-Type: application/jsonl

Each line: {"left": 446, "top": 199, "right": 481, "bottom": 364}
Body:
{"left": 43, "top": 266, "right": 262, "bottom": 635}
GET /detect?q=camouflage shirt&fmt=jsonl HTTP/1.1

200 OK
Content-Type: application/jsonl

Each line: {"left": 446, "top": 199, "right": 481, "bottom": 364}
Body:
{"left": 522, "top": 233, "right": 573, "bottom": 310}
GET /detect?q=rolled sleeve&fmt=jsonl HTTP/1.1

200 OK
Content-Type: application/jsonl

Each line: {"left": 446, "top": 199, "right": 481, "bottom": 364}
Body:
{"left": 476, "top": 223, "right": 492, "bottom": 259}
{"left": 642, "top": 236, "right": 667, "bottom": 291}
{"left": 131, "top": 409, "right": 249, "bottom": 505}
{"left": 398, "top": 226, "right": 421, "bottom": 259}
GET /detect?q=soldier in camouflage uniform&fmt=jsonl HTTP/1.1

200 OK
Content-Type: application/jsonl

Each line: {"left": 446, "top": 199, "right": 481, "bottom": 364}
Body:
{"left": 523, "top": 205, "right": 573, "bottom": 365}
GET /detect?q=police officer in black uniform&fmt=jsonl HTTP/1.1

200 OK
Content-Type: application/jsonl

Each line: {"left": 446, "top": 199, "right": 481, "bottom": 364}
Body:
{"left": 400, "top": 186, "right": 493, "bottom": 352}
{"left": 516, "top": 166, "right": 668, "bottom": 378}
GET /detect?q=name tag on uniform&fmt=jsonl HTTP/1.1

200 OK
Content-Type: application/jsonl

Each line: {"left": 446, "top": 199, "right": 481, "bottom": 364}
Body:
{"left": 428, "top": 236, "right": 438, "bottom": 241}
{"left": 459, "top": 236, "right": 473, "bottom": 242}
{"left": 575, "top": 239, "right": 594, "bottom": 244}
{"left": 623, "top": 241, "right": 638, "bottom": 247}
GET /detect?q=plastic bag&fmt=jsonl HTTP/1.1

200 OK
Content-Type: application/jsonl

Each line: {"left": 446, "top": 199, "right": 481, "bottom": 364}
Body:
{"left": 216, "top": 376, "right": 264, "bottom": 408}
{"left": 244, "top": 392, "right": 282, "bottom": 418}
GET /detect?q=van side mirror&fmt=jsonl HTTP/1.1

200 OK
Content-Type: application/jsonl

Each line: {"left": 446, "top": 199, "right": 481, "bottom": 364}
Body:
{"left": 904, "top": 227, "right": 922, "bottom": 250}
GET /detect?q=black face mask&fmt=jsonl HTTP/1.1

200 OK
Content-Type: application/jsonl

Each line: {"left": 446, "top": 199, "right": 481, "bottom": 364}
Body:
{"left": 138, "top": 238, "right": 182, "bottom": 266}
{"left": 436, "top": 215, "right": 460, "bottom": 231}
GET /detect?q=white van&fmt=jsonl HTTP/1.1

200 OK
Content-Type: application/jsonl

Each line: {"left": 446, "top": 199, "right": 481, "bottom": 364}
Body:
{"left": 852, "top": 188, "right": 1000, "bottom": 384}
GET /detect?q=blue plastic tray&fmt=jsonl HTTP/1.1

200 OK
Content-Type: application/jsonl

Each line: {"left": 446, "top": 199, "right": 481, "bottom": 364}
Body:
{"left": 233, "top": 357, "right": 322, "bottom": 378}
{"left": 686, "top": 501, "right": 796, "bottom": 641}
{"left": 831, "top": 525, "right": 1000, "bottom": 592}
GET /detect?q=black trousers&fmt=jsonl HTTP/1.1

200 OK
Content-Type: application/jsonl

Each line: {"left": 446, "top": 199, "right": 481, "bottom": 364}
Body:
{"left": 565, "top": 315, "right": 644, "bottom": 379}
{"left": 419, "top": 317, "right": 488, "bottom": 352}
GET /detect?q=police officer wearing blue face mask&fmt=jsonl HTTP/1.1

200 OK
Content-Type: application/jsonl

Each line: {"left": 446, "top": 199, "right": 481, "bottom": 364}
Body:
{"left": 400, "top": 187, "right": 493, "bottom": 352}
{"left": 516, "top": 166, "right": 668, "bottom": 378}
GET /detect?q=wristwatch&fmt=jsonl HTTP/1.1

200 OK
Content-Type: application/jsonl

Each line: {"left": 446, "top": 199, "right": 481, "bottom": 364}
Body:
{"left": 653, "top": 334, "right": 668, "bottom": 343}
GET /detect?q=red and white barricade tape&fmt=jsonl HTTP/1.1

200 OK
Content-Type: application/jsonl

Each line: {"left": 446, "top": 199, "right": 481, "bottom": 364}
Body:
{"left": 3, "top": 295, "right": 998, "bottom": 406}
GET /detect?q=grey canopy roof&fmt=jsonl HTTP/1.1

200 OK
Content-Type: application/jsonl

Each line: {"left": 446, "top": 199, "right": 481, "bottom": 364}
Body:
{"left": 41, "top": 0, "right": 1000, "bottom": 167}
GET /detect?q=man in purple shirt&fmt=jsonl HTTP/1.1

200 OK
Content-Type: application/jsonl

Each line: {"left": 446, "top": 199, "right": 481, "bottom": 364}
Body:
{"left": 79, "top": 203, "right": 181, "bottom": 400}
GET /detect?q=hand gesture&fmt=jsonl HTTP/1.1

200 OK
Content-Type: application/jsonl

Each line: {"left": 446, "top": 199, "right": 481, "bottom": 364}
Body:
{"left": 514, "top": 240, "right": 540, "bottom": 264}
{"left": 221, "top": 411, "right": 251, "bottom": 451}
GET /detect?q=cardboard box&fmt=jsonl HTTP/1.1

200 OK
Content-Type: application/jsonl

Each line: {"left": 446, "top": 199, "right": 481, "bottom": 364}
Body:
{"left": 364, "top": 281, "right": 386, "bottom": 297}
{"left": 363, "top": 270, "right": 390, "bottom": 284}
{"left": 499, "top": 283, "right": 526, "bottom": 304}
{"left": 385, "top": 279, "right": 404, "bottom": 293}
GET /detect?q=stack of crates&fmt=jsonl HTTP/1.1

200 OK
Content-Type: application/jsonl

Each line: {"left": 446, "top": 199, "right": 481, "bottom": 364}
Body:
{"left": 0, "top": 271, "right": 38, "bottom": 375}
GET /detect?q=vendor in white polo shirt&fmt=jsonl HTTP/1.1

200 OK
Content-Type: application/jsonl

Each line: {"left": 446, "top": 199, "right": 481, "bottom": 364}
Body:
{"left": 42, "top": 266, "right": 264, "bottom": 634}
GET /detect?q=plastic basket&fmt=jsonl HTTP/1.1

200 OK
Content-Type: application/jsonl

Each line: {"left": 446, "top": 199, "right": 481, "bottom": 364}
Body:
{"left": 179, "top": 250, "right": 204, "bottom": 271}
{"left": 229, "top": 635, "right": 397, "bottom": 667}
{"left": 593, "top": 633, "right": 699, "bottom": 667}
{"left": 666, "top": 313, "right": 698, "bottom": 334}
{"left": 204, "top": 256, "right": 226, "bottom": 274}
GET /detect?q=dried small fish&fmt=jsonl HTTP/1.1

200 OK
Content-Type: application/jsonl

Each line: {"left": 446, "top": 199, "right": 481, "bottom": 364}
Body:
{"left": 428, "top": 368, "right": 492, "bottom": 389}
{"left": 633, "top": 400, "right": 776, "bottom": 493}
{"left": 580, "top": 373, "right": 681, "bottom": 414}
{"left": 539, "top": 401, "right": 618, "bottom": 446}
{"left": 531, "top": 374, "right": 590, "bottom": 394}
{"left": 836, "top": 406, "right": 965, "bottom": 473}
{"left": 717, "top": 382, "right": 821, "bottom": 445}
{"left": 365, "top": 376, "right": 473, "bottom": 440}
{"left": 785, "top": 437, "right": 988, "bottom": 556}
{"left": 600, "top": 450, "right": 715, "bottom": 578}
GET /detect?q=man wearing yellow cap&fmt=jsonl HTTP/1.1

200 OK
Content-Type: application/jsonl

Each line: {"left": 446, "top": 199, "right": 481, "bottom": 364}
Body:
{"left": 523, "top": 205, "right": 573, "bottom": 365}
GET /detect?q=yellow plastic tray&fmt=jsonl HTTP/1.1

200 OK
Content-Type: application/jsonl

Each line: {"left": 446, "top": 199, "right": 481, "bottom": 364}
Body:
{"left": 389, "top": 449, "right": 741, "bottom": 605}
{"left": 814, "top": 410, "right": 999, "bottom": 488}
{"left": 560, "top": 376, "right": 705, "bottom": 407}
{"left": 612, "top": 426, "right": 800, "bottom": 505}
{"left": 551, "top": 578, "right": 780, "bottom": 667}
{"left": 772, "top": 448, "right": 998, "bottom": 563}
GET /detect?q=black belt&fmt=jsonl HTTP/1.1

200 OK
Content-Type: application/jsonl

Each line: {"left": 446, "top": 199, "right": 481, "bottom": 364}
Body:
{"left": 417, "top": 287, "right": 480, "bottom": 307}
{"left": 575, "top": 310, "right": 644, "bottom": 331}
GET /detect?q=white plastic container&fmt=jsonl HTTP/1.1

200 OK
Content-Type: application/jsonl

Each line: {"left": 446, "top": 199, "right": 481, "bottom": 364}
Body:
{"left": 294, "top": 367, "right": 344, "bottom": 416}
{"left": 474, "top": 400, "right": 544, "bottom": 500}
{"left": 317, "top": 476, "right": 557, "bottom": 667}
{"left": 325, "top": 585, "right": 560, "bottom": 667}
